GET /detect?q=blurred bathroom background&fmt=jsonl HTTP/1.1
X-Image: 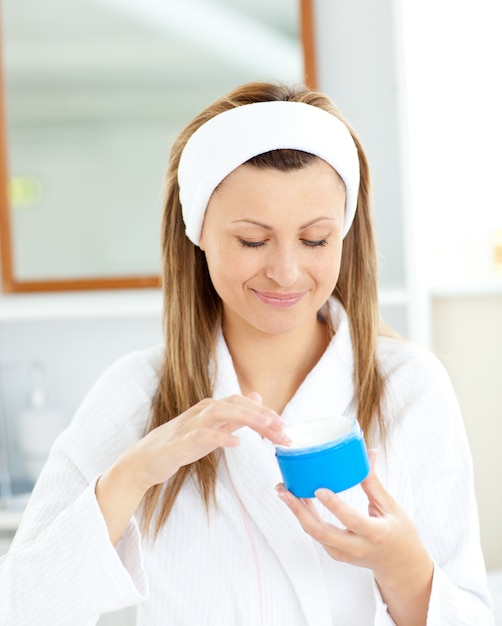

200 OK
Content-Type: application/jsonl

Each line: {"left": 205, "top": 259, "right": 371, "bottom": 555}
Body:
{"left": 0, "top": 1, "right": 501, "bottom": 624}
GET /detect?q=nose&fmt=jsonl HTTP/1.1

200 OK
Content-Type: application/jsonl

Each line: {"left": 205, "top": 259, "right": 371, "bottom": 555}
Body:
{"left": 265, "top": 246, "right": 301, "bottom": 287}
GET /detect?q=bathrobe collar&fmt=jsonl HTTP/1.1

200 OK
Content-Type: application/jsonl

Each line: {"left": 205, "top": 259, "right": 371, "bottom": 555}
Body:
{"left": 215, "top": 298, "right": 355, "bottom": 626}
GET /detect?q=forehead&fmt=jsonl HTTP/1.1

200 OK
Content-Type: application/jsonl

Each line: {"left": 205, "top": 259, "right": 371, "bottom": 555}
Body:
{"left": 206, "top": 159, "right": 346, "bottom": 222}
{"left": 215, "top": 158, "right": 344, "bottom": 195}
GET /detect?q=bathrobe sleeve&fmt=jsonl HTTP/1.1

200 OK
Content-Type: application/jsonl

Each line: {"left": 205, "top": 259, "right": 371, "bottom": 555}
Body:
{"left": 0, "top": 348, "right": 160, "bottom": 626}
{"left": 374, "top": 340, "right": 495, "bottom": 625}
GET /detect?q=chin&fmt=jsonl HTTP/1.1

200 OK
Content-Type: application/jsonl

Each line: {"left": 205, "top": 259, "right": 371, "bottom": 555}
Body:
{"left": 247, "top": 310, "right": 314, "bottom": 337}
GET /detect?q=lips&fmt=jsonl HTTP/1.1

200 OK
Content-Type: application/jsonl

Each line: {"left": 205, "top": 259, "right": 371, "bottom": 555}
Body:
{"left": 252, "top": 290, "right": 306, "bottom": 308}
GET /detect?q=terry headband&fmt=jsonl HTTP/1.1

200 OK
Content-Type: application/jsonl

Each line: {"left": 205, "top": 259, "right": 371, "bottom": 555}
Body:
{"left": 178, "top": 101, "right": 360, "bottom": 245}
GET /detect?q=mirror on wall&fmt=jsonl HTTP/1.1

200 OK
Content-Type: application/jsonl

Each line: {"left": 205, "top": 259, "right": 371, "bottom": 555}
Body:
{"left": 0, "top": 0, "right": 315, "bottom": 292}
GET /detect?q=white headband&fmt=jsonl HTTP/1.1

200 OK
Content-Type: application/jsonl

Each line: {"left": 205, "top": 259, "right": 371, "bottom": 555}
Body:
{"left": 178, "top": 101, "right": 360, "bottom": 245}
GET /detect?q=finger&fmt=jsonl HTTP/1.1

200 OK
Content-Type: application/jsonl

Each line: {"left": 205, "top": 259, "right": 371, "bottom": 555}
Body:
{"left": 359, "top": 451, "right": 398, "bottom": 517}
{"left": 199, "top": 397, "right": 290, "bottom": 445}
{"left": 243, "top": 393, "right": 283, "bottom": 430}
{"left": 367, "top": 448, "right": 378, "bottom": 469}
{"left": 314, "top": 488, "right": 374, "bottom": 536}
{"left": 276, "top": 484, "right": 351, "bottom": 549}
{"left": 276, "top": 485, "right": 338, "bottom": 532}
{"left": 247, "top": 391, "right": 263, "bottom": 404}
{"left": 147, "top": 421, "right": 242, "bottom": 477}
{"left": 276, "top": 484, "right": 323, "bottom": 526}
{"left": 226, "top": 394, "right": 280, "bottom": 424}
{"left": 243, "top": 393, "right": 285, "bottom": 433}
{"left": 227, "top": 403, "right": 288, "bottom": 441}
{"left": 200, "top": 395, "right": 277, "bottom": 427}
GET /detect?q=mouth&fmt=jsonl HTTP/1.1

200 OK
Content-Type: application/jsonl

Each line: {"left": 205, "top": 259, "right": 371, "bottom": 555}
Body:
{"left": 252, "top": 290, "right": 307, "bottom": 308}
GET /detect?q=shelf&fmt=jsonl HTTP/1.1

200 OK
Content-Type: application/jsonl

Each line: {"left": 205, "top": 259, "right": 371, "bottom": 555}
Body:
{"left": 0, "top": 289, "right": 163, "bottom": 322}
{"left": 429, "top": 277, "right": 502, "bottom": 298}
{"left": 0, "top": 506, "right": 25, "bottom": 532}
{"left": 379, "top": 288, "right": 409, "bottom": 306}
{"left": 0, "top": 286, "right": 411, "bottom": 323}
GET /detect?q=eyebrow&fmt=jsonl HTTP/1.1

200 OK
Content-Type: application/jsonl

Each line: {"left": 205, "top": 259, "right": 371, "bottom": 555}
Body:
{"left": 230, "top": 217, "right": 337, "bottom": 230}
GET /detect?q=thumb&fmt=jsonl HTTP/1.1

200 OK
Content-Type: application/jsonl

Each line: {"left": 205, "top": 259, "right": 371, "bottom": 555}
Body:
{"left": 367, "top": 447, "right": 378, "bottom": 470}
{"left": 360, "top": 448, "right": 396, "bottom": 515}
{"left": 361, "top": 448, "right": 381, "bottom": 495}
{"left": 361, "top": 448, "right": 380, "bottom": 492}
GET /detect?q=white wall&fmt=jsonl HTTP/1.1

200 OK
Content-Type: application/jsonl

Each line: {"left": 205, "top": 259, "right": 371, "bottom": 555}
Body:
{"left": 313, "top": 0, "right": 502, "bottom": 573}
{"left": 0, "top": 299, "right": 162, "bottom": 488}
{"left": 401, "top": 0, "right": 502, "bottom": 286}
{"left": 312, "top": 0, "right": 426, "bottom": 343}
{"left": 400, "top": 0, "right": 502, "bottom": 571}
{"left": 313, "top": 0, "right": 407, "bottom": 292}
{"left": 432, "top": 294, "right": 502, "bottom": 571}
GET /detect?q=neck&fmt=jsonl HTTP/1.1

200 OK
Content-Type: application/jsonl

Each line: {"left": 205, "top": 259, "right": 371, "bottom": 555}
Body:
{"left": 223, "top": 315, "right": 332, "bottom": 414}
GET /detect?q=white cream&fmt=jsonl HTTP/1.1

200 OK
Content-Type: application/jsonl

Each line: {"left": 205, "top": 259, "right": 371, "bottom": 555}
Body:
{"left": 283, "top": 416, "right": 354, "bottom": 449}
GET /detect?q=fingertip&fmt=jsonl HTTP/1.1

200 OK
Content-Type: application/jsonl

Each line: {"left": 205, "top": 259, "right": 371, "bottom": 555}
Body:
{"left": 277, "top": 432, "right": 292, "bottom": 446}
{"left": 314, "top": 488, "right": 331, "bottom": 504}
{"left": 360, "top": 454, "right": 384, "bottom": 492}
{"left": 225, "top": 434, "right": 240, "bottom": 447}
{"left": 248, "top": 391, "right": 263, "bottom": 404}
{"left": 366, "top": 448, "right": 378, "bottom": 469}
{"left": 275, "top": 483, "right": 292, "bottom": 503}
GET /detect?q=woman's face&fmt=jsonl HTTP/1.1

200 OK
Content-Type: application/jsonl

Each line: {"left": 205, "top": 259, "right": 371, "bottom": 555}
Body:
{"left": 199, "top": 158, "right": 346, "bottom": 338}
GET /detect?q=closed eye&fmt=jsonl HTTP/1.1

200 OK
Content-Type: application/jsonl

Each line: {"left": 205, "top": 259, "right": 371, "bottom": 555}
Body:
{"left": 239, "top": 239, "right": 266, "bottom": 248}
{"left": 303, "top": 239, "right": 328, "bottom": 247}
{"left": 239, "top": 238, "right": 329, "bottom": 248}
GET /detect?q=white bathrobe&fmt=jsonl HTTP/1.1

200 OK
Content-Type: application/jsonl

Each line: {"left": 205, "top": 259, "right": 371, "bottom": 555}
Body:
{"left": 0, "top": 301, "right": 494, "bottom": 625}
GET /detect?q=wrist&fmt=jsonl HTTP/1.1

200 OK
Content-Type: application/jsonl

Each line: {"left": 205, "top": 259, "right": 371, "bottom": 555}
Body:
{"left": 375, "top": 551, "right": 433, "bottom": 592}
{"left": 374, "top": 554, "right": 433, "bottom": 626}
{"left": 95, "top": 465, "right": 145, "bottom": 545}
{"left": 109, "top": 452, "right": 152, "bottom": 500}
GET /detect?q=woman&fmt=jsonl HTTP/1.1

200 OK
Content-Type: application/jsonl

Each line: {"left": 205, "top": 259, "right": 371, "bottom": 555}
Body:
{"left": 0, "top": 82, "right": 494, "bottom": 625}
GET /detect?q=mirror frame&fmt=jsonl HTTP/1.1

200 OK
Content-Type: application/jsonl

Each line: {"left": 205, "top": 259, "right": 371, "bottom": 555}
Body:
{"left": 0, "top": 0, "right": 316, "bottom": 293}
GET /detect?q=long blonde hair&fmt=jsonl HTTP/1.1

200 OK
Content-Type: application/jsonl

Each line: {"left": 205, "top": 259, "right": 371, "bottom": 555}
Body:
{"left": 142, "top": 82, "right": 387, "bottom": 536}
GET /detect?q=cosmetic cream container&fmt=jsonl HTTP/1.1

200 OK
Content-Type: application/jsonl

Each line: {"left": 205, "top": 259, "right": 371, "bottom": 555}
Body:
{"left": 275, "top": 416, "right": 370, "bottom": 498}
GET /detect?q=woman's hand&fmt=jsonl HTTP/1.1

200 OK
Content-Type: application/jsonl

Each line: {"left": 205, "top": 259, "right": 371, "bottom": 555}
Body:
{"left": 124, "top": 391, "right": 288, "bottom": 493}
{"left": 97, "top": 392, "right": 288, "bottom": 544}
{"left": 276, "top": 450, "right": 434, "bottom": 626}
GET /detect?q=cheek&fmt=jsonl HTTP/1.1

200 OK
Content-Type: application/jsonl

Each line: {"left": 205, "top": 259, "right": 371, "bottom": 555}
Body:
{"left": 204, "top": 244, "right": 256, "bottom": 288}
{"left": 203, "top": 237, "right": 234, "bottom": 269}
{"left": 316, "top": 246, "right": 343, "bottom": 287}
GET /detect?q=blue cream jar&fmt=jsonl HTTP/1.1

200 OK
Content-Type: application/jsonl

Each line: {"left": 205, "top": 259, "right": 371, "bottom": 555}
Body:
{"left": 275, "top": 416, "right": 370, "bottom": 498}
